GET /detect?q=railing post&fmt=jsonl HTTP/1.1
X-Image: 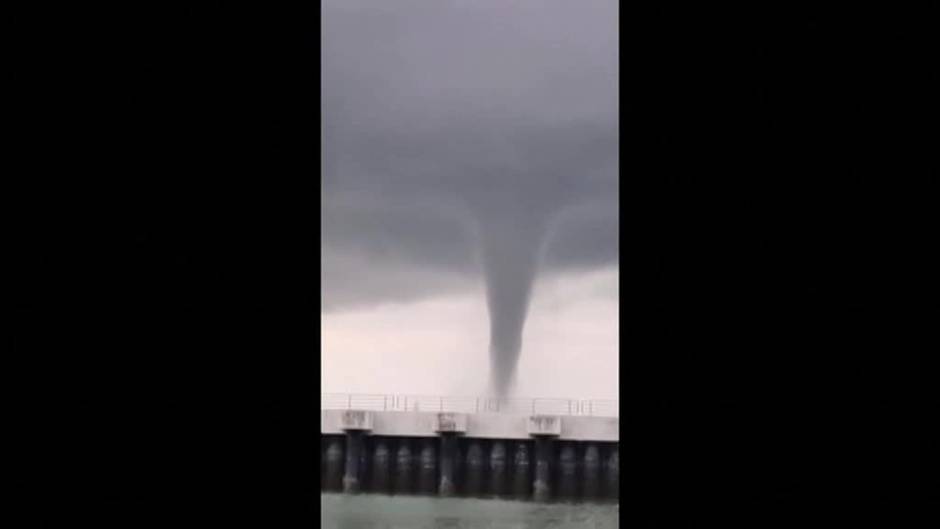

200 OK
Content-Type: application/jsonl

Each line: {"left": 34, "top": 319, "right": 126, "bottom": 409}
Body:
{"left": 384, "top": 395, "right": 387, "bottom": 411}
{"left": 347, "top": 394, "right": 352, "bottom": 409}
{"left": 439, "top": 396, "right": 443, "bottom": 412}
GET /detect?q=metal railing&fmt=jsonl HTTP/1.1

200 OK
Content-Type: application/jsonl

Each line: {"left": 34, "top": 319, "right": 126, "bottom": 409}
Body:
{"left": 321, "top": 393, "right": 619, "bottom": 417}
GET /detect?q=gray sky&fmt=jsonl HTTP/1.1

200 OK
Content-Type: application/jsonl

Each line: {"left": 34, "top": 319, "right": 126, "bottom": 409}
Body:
{"left": 322, "top": 0, "right": 618, "bottom": 399}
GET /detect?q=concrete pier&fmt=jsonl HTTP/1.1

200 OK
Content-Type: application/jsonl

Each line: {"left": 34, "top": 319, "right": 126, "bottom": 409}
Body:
{"left": 321, "top": 408, "right": 618, "bottom": 502}
{"left": 512, "top": 441, "right": 532, "bottom": 498}
{"left": 558, "top": 442, "right": 578, "bottom": 500}
{"left": 418, "top": 438, "right": 437, "bottom": 494}
{"left": 324, "top": 435, "right": 344, "bottom": 491}
{"left": 394, "top": 439, "right": 413, "bottom": 494}
{"left": 343, "top": 430, "right": 364, "bottom": 493}
{"left": 370, "top": 438, "right": 390, "bottom": 492}
{"left": 583, "top": 443, "right": 601, "bottom": 498}
{"left": 464, "top": 440, "right": 484, "bottom": 496}
{"left": 359, "top": 438, "right": 370, "bottom": 489}
{"left": 489, "top": 440, "right": 507, "bottom": 497}
{"left": 605, "top": 445, "right": 619, "bottom": 498}
{"left": 533, "top": 436, "right": 553, "bottom": 502}
{"left": 439, "top": 433, "right": 458, "bottom": 497}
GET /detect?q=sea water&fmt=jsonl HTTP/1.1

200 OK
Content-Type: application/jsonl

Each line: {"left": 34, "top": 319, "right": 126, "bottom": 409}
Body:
{"left": 321, "top": 493, "right": 618, "bottom": 529}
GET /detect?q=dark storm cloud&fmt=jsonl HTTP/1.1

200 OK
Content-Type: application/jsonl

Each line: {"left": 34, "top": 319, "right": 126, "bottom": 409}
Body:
{"left": 323, "top": 0, "right": 618, "bottom": 393}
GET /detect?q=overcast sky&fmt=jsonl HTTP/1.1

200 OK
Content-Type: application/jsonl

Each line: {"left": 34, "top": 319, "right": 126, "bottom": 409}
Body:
{"left": 322, "top": 0, "right": 618, "bottom": 399}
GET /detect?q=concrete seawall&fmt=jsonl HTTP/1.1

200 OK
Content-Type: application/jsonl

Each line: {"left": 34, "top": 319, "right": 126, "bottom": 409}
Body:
{"left": 321, "top": 410, "right": 619, "bottom": 502}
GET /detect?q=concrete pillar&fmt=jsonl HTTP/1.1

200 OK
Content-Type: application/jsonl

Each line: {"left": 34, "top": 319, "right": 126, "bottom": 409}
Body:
{"left": 343, "top": 430, "right": 364, "bottom": 493}
{"left": 371, "top": 438, "right": 391, "bottom": 493}
{"left": 338, "top": 411, "right": 373, "bottom": 494}
{"left": 605, "top": 445, "right": 619, "bottom": 499}
{"left": 464, "top": 439, "right": 484, "bottom": 496}
{"left": 533, "top": 436, "right": 553, "bottom": 502}
{"left": 324, "top": 436, "right": 344, "bottom": 491}
{"left": 439, "top": 433, "right": 458, "bottom": 496}
{"left": 489, "top": 440, "right": 507, "bottom": 497}
{"left": 582, "top": 443, "right": 601, "bottom": 499}
{"left": 359, "top": 438, "right": 370, "bottom": 489}
{"left": 418, "top": 438, "right": 437, "bottom": 494}
{"left": 558, "top": 442, "right": 578, "bottom": 500}
{"left": 394, "top": 439, "right": 413, "bottom": 494}
{"left": 512, "top": 441, "right": 532, "bottom": 498}
{"left": 527, "top": 415, "right": 561, "bottom": 502}
{"left": 454, "top": 440, "right": 463, "bottom": 492}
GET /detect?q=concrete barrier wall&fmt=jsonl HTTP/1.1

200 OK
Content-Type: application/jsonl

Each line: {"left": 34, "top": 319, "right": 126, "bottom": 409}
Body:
{"left": 321, "top": 410, "right": 618, "bottom": 442}
{"left": 560, "top": 416, "right": 619, "bottom": 441}
{"left": 322, "top": 434, "right": 619, "bottom": 501}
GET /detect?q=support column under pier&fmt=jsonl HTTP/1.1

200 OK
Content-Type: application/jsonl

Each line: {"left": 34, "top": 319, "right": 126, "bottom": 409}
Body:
{"left": 583, "top": 443, "right": 601, "bottom": 499}
{"left": 324, "top": 436, "right": 344, "bottom": 491}
{"left": 464, "top": 439, "right": 484, "bottom": 496}
{"left": 489, "top": 440, "right": 507, "bottom": 497}
{"left": 339, "top": 410, "right": 373, "bottom": 494}
{"left": 434, "top": 413, "right": 468, "bottom": 497}
{"left": 528, "top": 415, "right": 561, "bottom": 502}
{"left": 605, "top": 445, "right": 619, "bottom": 498}
{"left": 370, "top": 438, "right": 390, "bottom": 493}
{"left": 439, "top": 433, "right": 458, "bottom": 497}
{"left": 418, "top": 438, "right": 437, "bottom": 494}
{"left": 533, "top": 436, "right": 553, "bottom": 502}
{"left": 343, "top": 430, "right": 364, "bottom": 493}
{"left": 558, "top": 442, "right": 578, "bottom": 500}
{"left": 512, "top": 441, "right": 532, "bottom": 498}
{"left": 394, "top": 439, "right": 413, "bottom": 494}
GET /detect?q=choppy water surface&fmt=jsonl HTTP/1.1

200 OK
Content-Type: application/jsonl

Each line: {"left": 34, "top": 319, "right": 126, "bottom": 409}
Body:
{"left": 321, "top": 493, "right": 618, "bottom": 529}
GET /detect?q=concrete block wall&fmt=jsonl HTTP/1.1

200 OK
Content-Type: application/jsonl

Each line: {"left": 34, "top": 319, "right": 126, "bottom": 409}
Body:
{"left": 320, "top": 410, "right": 619, "bottom": 502}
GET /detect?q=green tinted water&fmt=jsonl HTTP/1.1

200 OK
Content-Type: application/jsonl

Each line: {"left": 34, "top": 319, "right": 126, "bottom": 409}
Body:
{"left": 321, "top": 493, "right": 618, "bottom": 529}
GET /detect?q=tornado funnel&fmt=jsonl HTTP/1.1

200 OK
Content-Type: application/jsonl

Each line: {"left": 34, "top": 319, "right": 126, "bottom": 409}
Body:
{"left": 477, "top": 212, "right": 547, "bottom": 397}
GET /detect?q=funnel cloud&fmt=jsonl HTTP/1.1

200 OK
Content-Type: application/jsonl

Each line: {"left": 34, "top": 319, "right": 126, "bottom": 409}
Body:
{"left": 323, "top": 0, "right": 618, "bottom": 396}
{"left": 478, "top": 210, "right": 548, "bottom": 394}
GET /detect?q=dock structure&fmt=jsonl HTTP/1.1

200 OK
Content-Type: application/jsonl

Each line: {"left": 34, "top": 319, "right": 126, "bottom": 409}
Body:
{"left": 321, "top": 394, "right": 619, "bottom": 502}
